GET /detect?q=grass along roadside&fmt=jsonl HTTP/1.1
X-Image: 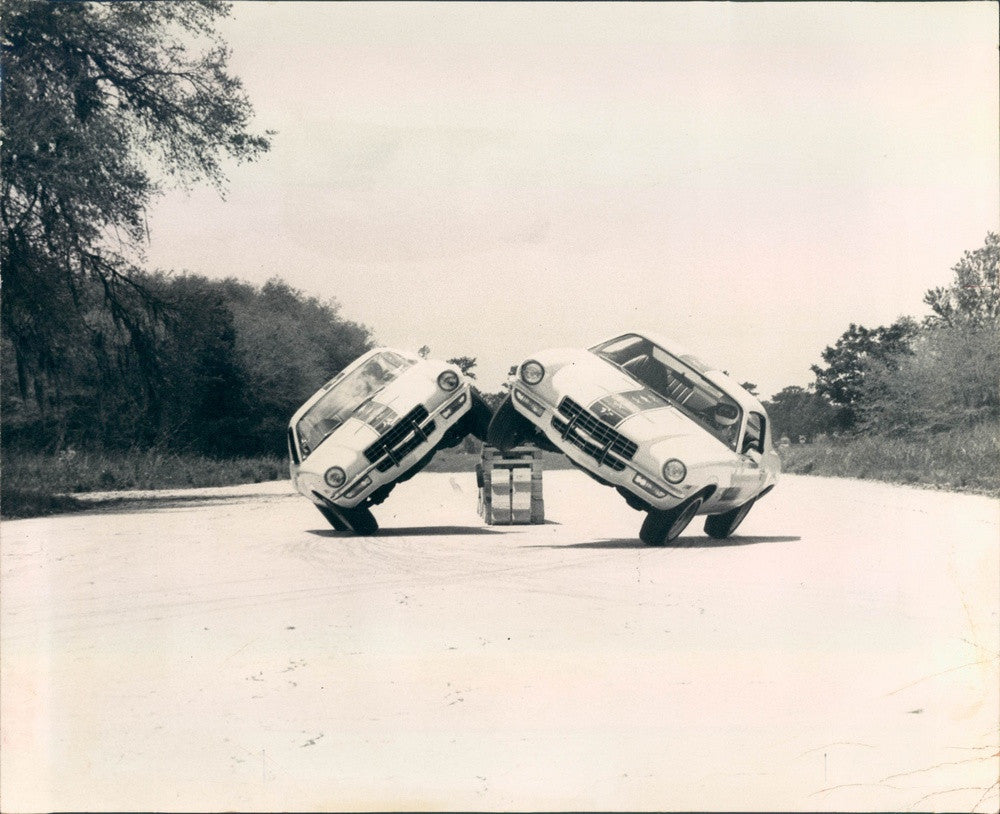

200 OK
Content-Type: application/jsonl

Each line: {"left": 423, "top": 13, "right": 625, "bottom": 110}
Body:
{"left": 1, "top": 450, "right": 287, "bottom": 518}
{"left": 3, "top": 423, "right": 994, "bottom": 518}
{"left": 778, "top": 421, "right": 999, "bottom": 496}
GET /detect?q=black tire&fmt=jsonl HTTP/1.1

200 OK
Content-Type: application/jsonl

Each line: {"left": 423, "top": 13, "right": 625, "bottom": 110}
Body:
{"left": 704, "top": 498, "right": 755, "bottom": 540}
{"left": 485, "top": 394, "right": 534, "bottom": 451}
{"left": 317, "top": 504, "right": 348, "bottom": 531}
{"left": 317, "top": 502, "right": 378, "bottom": 535}
{"left": 532, "top": 432, "right": 562, "bottom": 454}
{"left": 640, "top": 495, "right": 704, "bottom": 546}
{"left": 439, "top": 391, "right": 494, "bottom": 448}
{"left": 464, "top": 391, "right": 493, "bottom": 441}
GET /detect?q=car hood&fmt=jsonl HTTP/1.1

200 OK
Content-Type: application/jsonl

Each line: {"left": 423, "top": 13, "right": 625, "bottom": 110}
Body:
{"left": 300, "top": 419, "right": 378, "bottom": 473}
{"left": 550, "top": 355, "right": 729, "bottom": 455}
{"left": 302, "top": 377, "right": 437, "bottom": 466}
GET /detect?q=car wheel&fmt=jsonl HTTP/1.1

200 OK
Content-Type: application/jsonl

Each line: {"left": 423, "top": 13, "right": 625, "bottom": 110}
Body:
{"left": 440, "top": 391, "right": 494, "bottom": 448}
{"left": 366, "top": 481, "right": 396, "bottom": 506}
{"left": 465, "top": 391, "right": 493, "bottom": 441}
{"left": 640, "top": 495, "right": 704, "bottom": 546}
{"left": 317, "top": 503, "right": 379, "bottom": 535}
{"left": 485, "top": 394, "right": 534, "bottom": 451}
{"left": 317, "top": 504, "right": 348, "bottom": 531}
{"left": 703, "top": 498, "right": 755, "bottom": 540}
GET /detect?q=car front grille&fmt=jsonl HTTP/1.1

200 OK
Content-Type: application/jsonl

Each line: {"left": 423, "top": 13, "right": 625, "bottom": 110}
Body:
{"left": 363, "top": 405, "right": 436, "bottom": 472}
{"left": 551, "top": 397, "right": 638, "bottom": 472}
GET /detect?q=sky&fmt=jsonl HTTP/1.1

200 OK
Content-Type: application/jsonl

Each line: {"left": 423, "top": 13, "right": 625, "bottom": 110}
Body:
{"left": 144, "top": 1, "right": 999, "bottom": 398}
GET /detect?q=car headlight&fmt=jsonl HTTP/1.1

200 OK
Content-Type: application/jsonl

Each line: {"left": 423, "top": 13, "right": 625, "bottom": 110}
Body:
{"left": 520, "top": 360, "right": 545, "bottom": 385}
{"left": 662, "top": 459, "right": 686, "bottom": 484}
{"left": 437, "top": 370, "right": 460, "bottom": 391}
{"left": 324, "top": 466, "right": 347, "bottom": 488}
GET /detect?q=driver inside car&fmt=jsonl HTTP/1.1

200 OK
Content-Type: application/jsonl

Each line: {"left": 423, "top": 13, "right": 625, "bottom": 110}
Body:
{"left": 709, "top": 402, "right": 740, "bottom": 447}
{"left": 622, "top": 353, "right": 674, "bottom": 399}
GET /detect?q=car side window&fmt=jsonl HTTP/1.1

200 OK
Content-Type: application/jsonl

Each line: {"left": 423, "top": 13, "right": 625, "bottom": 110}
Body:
{"left": 742, "top": 412, "right": 765, "bottom": 455}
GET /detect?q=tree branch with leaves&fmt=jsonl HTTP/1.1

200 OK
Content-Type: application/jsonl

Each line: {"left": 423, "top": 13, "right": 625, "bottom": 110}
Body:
{"left": 1, "top": 0, "right": 271, "bottom": 416}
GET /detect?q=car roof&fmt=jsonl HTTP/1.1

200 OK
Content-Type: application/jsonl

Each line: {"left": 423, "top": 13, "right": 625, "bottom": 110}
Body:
{"left": 597, "top": 330, "right": 768, "bottom": 416}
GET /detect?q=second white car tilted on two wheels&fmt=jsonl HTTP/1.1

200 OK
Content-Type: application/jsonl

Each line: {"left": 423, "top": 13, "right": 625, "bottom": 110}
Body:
{"left": 288, "top": 348, "right": 491, "bottom": 534}
{"left": 487, "top": 332, "right": 780, "bottom": 545}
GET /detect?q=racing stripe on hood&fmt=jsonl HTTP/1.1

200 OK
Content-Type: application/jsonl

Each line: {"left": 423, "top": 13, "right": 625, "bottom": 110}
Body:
{"left": 588, "top": 389, "right": 670, "bottom": 427}
{"left": 352, "top": 400, "right": 398, "bottom": 434}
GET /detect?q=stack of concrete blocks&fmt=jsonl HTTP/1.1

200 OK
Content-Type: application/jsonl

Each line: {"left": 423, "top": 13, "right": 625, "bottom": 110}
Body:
{"left": 477, "top": 445, "right": 544, "bottom": 525}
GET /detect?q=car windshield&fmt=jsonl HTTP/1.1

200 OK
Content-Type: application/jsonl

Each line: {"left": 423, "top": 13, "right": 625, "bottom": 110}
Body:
{"left": 296, "top": 351, "right": 413, "bottom": 457}
{"left": 590, "top": 334, "right": 743, "bottom": 449}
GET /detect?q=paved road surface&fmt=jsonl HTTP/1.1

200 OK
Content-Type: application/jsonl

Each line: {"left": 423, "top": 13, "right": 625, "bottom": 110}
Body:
{"left": 2, "top": 471, "right": 997, "bottom": 811}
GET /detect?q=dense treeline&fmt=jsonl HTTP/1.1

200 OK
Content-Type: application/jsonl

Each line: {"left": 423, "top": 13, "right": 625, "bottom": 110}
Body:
{"left": 1, "top": 274, "right": 372, "bottom": 456}
{"left": 763, "top": 232, "right": 999, "bottom": 443}
{"left": 1, "top": 0, "right": 275, "bottom": 454}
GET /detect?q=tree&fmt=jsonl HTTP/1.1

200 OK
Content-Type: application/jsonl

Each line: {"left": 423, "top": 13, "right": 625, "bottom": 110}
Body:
{"left": 739, "top": 381, "right": 759, "bottom": 397}
{"left": 924, "top": 232, "right": 1000, "bottom": 329}
{"left": 447, "top": 356, "right": 478, "bottom": 379}
{"left": 1, "top": 0, "right": 270, "bottom": 413}
{"left": 221, "top": 277, "right": 372, "bottom": 454}
{"left": 855, "top": 234, "right": 1000, "bottom": 434}
{"left": 858, "top": 235, "right": 1000, "bottom": 434}
{"left": 858, "top": 325, "right": 999, "bottom": 434}
{"left": 810, "top": 318, "right": 918, "bottom": 429}
{"left": 0, "top": 272, "right": 374, "bottom": 454}
{"left": 762, "top": 385, "right": 838, "bottom": 442}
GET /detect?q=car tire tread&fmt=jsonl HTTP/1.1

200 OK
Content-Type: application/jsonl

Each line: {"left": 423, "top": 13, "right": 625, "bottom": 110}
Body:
{"left": 317, "top": 503, "right": 379, "bottom": 535}
{"left": 703, "top": 498, "right": 755, "bottom": 539}
{"left": 640, "top": 496, "right": 703, "bottom": 546}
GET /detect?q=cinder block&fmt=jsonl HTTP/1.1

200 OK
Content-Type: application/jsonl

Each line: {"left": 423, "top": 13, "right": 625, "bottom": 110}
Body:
{"left": 510, "top": 468, "right": 532, "bottom": 522}
{"left": 478, "top": 445, "right": 545, "bottom": 525}
{"left": 530, "top": 497, "right": 545, "bottom": 524}
{"left": 490, "top": 468, "right": 509, "bottom": 522}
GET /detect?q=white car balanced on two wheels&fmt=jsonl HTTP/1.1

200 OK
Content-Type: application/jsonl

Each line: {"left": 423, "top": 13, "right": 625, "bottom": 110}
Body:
{"left": 487, "top": 332, "right": 780, "bottom": 545}
{"left": 288, "top": 348, "right": 492, "bottom": 534}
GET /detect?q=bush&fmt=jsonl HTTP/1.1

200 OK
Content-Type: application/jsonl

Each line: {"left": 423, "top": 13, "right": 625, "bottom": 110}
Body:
{"left": 859, "top": 323, "right": 999, "bottom": 434}
{"left": 2, "top": 450, "right": 286, "bottom": 503}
